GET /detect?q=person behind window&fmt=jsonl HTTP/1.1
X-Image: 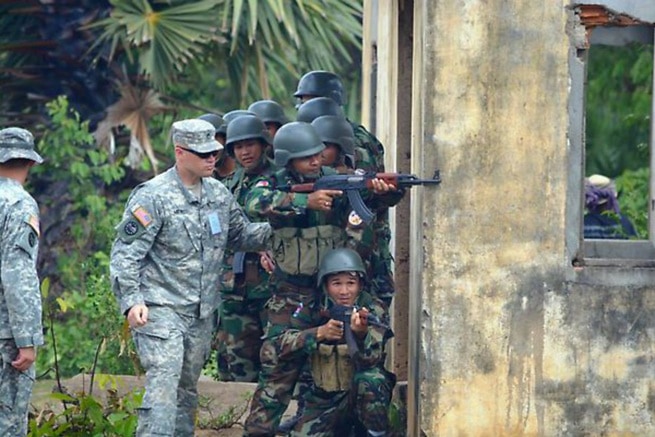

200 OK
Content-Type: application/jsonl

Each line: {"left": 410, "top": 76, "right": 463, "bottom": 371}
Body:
{"left": 583, "top": 174, "right": 637, "bottom": 239}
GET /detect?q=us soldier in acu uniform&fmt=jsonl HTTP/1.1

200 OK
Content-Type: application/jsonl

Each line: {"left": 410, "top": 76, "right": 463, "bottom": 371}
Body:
{"left": 215, "top": 115, "right": 277, "bottom": 382}
{"left": 294, "top": 71, "right": 395, "bottom": 307}
{"left": 110, "top": 119, "right": 271, "bottom": 437}
{"left": 242, "top": 122, "right": 400, "bottom": 437}
{"left": 292, "top": 248, "right": 395, "bottom": 437}
{"left": 0, "top": 127, "right": 45, "bottom": 436}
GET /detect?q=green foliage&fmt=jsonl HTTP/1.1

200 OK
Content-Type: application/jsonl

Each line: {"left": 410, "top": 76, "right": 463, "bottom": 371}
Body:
{"left": 33, "top": 96, "right": 137, "bottom": 378}
{"left": 196, "top": 392, "right": 252, "bottom": 431}
{"left": 585, "top": 42, "right": 653, "bottom": 177}
{"left": 29, "top": 382, "right": 143, "bottom": 436}
{"left": 615, "top": 167, "right": 649, "bottom": 239}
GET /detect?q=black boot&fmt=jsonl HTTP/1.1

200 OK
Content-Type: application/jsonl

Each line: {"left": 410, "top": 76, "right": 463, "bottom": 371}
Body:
{"left": 276, "top": 397, "right": 305, "bottom": 435}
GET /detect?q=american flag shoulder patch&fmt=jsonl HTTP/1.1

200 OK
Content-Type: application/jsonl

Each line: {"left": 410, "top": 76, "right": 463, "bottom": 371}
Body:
{"left": 131, "top": 204, "right": 153, "bottom": 227}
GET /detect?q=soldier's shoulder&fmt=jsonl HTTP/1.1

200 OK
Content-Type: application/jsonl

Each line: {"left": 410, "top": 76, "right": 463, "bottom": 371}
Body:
{"left": 0, "top": 181, "right": 37, "bottom": 211}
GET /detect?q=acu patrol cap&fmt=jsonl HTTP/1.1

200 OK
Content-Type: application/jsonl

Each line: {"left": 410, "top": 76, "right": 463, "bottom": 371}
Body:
{"left": 171, "top": 119, "right": 222, "bottom": 153}
{"left": 0, "top": 127, "right": 43, "bottom": 164}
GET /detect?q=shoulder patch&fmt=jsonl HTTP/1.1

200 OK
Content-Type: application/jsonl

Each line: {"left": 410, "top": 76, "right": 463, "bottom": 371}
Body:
{"left": 27, "top": 214, "right": 40, "bottom": 237}
{"left": 131, "top": 204, "right": 153, "bottom": 227}
{"left": 255, "top": 180, "right": 270, "bottom": 188}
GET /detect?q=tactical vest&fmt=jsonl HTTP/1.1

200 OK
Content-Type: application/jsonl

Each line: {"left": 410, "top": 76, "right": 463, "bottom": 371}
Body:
{"left": 270, "top": 167, "right": 347, "bottom": 277}
{"left": 310, "top": 343, "right": 353, "bottom": 392}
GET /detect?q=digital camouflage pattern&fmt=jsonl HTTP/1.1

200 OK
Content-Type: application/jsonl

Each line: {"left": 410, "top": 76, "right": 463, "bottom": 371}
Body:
{"left": 0, "top": 177, "right": 44, "bottom": 436}
{"left": 213, "top": 159, "right": 277, "bottom": 382}
{"left": 0, "top": 127, "right": 43, "bottom": 164}
{"left": 110, "top": 166, "right": 271, "bottom": 436}
{"left": 292, "top": 291, "right": 395, "bottom": 436}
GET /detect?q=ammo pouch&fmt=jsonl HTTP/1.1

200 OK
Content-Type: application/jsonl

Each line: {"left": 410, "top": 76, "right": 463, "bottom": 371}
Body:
{"left": 310, "top": 344, "right": 353, "bottom": 392}
{"left": 272, "top": 225, "right": 345, "bottom": 276}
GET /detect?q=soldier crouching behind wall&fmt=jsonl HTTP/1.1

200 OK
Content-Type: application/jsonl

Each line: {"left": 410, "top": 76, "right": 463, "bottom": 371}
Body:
{"left": 291, "top": 248, "right": 395, "bottom": 437}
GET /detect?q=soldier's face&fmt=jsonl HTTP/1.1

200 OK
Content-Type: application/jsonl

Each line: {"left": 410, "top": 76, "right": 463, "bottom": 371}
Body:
{"left": 233, "top": 139, "right": 264, "bottom": 170}
{"left": 175, "top": 146, "right": 218, "bottom": 178}
{"left": 325, "top": 272, "right": 361, "bottom": 306}
{"left": 291, "top": 152, "right": 322, "bottom": 177}
{"left": 320, "top": 144, "right": 339, "bottom": 166}
{"left": 265, "top": 122, "right": 280, "bottom": 138}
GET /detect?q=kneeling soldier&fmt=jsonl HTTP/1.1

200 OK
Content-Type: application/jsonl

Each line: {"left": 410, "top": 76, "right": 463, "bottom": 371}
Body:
{"left": 291, "top": 248, "right": 395, "bottom": 437}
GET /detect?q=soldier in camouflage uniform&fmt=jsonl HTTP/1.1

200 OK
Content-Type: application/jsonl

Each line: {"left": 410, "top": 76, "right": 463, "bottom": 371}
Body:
{"left": 242, "top": 122, "right": 401, "bottom": 437}
{"left": 214, "top": 115, "right": 277, "bottom": 382}
{"left": 0, "top": 127, "right": 45, "bottom": 437}
{"left": 294, "top": 71, "right": 395, "bottom": 306}
{"left": 291, "top": 248, "right": 395, "bottom": 437}
{"left": 110, "top": 119, "right": 271, "bottom": 437}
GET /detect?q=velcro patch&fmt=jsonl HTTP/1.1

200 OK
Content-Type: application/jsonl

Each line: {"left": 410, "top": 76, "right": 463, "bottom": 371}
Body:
{"left": 131, "top": 204, "right": 153, "bottom": 227}
{"left": 347, "top": 210, "right": 364, "bottom": 229}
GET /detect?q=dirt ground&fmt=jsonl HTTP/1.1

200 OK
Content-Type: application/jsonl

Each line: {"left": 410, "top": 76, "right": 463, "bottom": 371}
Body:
{"left": 32, "top": 374, "right": 297, "bottom": 436}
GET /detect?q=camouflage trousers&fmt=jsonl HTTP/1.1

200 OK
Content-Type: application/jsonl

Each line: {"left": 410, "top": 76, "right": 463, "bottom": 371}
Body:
{"left": 243, "top": 284, "right": 318, "bottom": 436}
{"left": 0, "top": 339, "right": 35, "bottom": 437}
{"left": 291, "top": 366, "right": 395, "bottom": 436}
{"left": 214, "top": 296, "right": 268, "bottom": 382}
{"left": 132, "top": 306, "right": 216, "bottom": 437}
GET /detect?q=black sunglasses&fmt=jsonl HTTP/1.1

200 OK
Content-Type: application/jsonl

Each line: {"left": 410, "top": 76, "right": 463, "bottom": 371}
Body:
{"left": 180, "top": 147, "right": 220, "bottom": 160}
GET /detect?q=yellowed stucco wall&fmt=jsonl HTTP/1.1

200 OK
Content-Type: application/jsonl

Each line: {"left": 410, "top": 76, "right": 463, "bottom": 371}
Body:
{"left": 368, "top": 0, "right": 655, "bottom": 435}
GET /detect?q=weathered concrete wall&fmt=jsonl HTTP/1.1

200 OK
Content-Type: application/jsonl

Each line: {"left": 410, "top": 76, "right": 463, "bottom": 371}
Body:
{"left": 408, "top": 1, "right": 655, "bottom": 435}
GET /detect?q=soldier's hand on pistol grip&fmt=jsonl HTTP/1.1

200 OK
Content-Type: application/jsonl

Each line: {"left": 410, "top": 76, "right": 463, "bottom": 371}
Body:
{"left": 317, "top": 319, "right": 344, "bottom": 341}
{"left": 307, "top": 189, "right": 342, "bottom": 211}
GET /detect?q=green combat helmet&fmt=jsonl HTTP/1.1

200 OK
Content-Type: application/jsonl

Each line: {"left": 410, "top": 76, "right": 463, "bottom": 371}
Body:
{"left": 317, "top": 248, "right": 366, "bottom": 286}
{"left": 197, "top": 113, "right": 224, "bottom": 130}
{"left": 311, "top": 115, "right": 355, "bottom": 168}
{"left": 294, "top": 70, "right": 345, "bottom": 105}
{"left": 217, "top": 109, "right": 257, "bottom": 136}
{"left": 248, "top": 100, "right": 289, "bottom": 126}
{"left": 225, "top": 115, "right": 270, "bottom": 157}
{"left": 273, "top": 122, "right": 325, "bottom": 167}
{"left": 296, "top": 97, "right": 344, "bottom": 123}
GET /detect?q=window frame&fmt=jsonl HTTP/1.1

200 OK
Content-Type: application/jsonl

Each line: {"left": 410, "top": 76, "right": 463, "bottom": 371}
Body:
{"left": 568, "top": 6, "right": 655, "bottom": 278}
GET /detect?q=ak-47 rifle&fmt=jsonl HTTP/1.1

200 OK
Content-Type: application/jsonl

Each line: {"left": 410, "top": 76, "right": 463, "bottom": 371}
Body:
{"left": 277, "top": 170, "right": 441, "bottom": 224}
{"left": 328, "top": 304, "right": 390, "bottom": 357}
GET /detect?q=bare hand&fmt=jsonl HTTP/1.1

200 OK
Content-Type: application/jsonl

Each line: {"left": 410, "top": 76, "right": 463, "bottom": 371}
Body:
{"left": 11, "top": 347, "right": 36, "bottom": 371}
{"left": 370, "top": 178, "right": 396, "bottom": 195}
{"left": 317, "top": 319, "right": 344, "bottom": 341}
{"left": 308, "top": 190, "right": 342, "bottom": 211}
{"left": 259, "top": 251, "right": 276, "bottom": 273}
{"left": 351, "top": 307, "right": 369, "bottom": 337}
{"left": 127, "top": 304, "right": 149, "bottom": 328}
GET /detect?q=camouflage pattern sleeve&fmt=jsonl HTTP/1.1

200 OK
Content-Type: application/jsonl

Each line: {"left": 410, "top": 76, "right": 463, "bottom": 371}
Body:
{"left": 226, "top": 193, "right": 272, "bottom": 252}
{"left": 0, "top": 197, "right": 44, "bottom": 348}
{"left": 264, "top": 294, "right": 321, "bottom": 360}
{"left": 109, "top": 188, "right": 162, "bottom": 315}
{"left": 244, "top": 176, "right": 309, "bottom": 219}
{"left": 355, "top": 294, "right": 393, "bottom": 369}
{"left": 352, "top": 123, "right": 385, "bottom": 172}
